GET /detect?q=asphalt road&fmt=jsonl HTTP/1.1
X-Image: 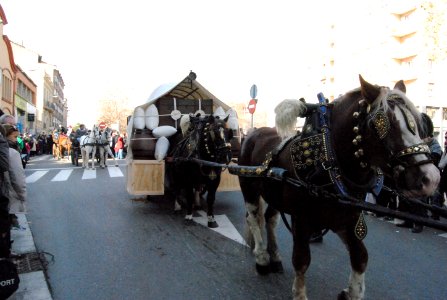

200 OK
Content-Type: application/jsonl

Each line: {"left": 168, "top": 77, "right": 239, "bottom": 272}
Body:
{"left": 23, "top": 156, "right": 447, "bottom": 300}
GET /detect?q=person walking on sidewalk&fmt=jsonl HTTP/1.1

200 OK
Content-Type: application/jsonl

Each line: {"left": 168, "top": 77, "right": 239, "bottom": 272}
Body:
{"left": 0, "top": 125, "right": 11, "bottom": 258}
{"left": 1, "top": 125, "right": 27, "bottom": 229}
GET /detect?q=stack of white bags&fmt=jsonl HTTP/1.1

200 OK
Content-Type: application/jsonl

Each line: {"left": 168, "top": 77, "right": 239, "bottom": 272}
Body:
{"left": 133, "top": 104, "right": 239, "bottom": 161}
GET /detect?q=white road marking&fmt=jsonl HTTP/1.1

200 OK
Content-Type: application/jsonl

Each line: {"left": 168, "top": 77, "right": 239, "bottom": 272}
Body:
{"left": 107, "top": 166, "right": 124, "bottom": 177}
{"left": 26, "top": 171, "right": 49, "bottom": 183}
{"left": 82, "top": 169, "right": 96, "bottom": 180}
{"left": 51, "top": 169, "right": 73, "bottom": 181}
{"left": 439, "top": 233, "right": 447, "bottom": 238}
{"left": 193, "top": 210, "right": 248, "bottom": 246}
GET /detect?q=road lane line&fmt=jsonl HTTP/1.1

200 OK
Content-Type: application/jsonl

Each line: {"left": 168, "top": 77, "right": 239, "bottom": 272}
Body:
{"left": 26, "top": 171, "right": 49, "bottom": 183}
{"left": 194, "top": 210, "right": 248, "bottom": 246}
{"left": 51, "top": 169, "right": 73, "bottom": 181}
{"left": 107, "top": 166, "right": 124, "bottom": 177}
{"left": 82, "top": 169, "right": 96, "bottom": 180}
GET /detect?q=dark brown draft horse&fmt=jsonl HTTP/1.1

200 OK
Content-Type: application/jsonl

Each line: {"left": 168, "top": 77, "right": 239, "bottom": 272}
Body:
{"left": 238, "top": 76, "right": 440, "bottom": 300}
{"left": 168, "top": 114, "right": 233, "bottom": 228}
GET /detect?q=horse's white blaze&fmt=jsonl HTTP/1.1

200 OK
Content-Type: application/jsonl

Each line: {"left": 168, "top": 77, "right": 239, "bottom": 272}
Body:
{"left": 394, "top": 107, "right": 440, "bottom": 197}
{"left": 347, "top": 270, "right": 365, "bottom": 300}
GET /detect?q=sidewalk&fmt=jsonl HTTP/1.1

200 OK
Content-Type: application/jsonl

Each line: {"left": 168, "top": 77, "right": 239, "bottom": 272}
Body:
{"left": 9, "top": 213, "right": 52, "bottom": 300}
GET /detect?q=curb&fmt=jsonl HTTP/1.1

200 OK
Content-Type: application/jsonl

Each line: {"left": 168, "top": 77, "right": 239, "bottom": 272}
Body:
{"left": 9, "top": 214, "right": 52, "bottom": 300}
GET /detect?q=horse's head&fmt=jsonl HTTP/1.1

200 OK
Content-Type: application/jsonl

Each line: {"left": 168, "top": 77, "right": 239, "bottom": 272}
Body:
{"left": 340, "top": 75, "right": 440, "bottom": 198}
{"left": 189, "top": 115, "right": 233, "bottom": 164}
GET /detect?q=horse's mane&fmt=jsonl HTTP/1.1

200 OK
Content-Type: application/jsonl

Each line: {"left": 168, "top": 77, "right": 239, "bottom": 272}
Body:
{"left": 333, "top": 85, "right": 422, "bottom": 128}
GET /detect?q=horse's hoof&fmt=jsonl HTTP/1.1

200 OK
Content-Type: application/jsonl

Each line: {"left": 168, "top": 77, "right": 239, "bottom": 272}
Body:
{"left": 207, "top": 221, "right": 218, "bottom": 228}
{"left": 337, "top": 290, "right": 349, "bottom": 300}
{"left": 269, "top": 261, "right": 284, "bottom": 273}
{"left": 255, "top": 263, "right": 270, "bottom": 275}
{"left": 115, "top": 164, "right": 118, "bottom": 167}
{"left": 184, "top": 219, "right": 195, "bottom": 226}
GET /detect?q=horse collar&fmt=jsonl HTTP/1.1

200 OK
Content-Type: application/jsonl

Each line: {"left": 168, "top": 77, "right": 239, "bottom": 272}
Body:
{"left": 317, "top": 93, "right": 384, "bottom": 199}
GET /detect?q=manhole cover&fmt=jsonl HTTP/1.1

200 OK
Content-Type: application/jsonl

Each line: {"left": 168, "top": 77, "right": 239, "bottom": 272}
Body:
{"left": 14, "top": 252, "right": 45, "bottom": 274}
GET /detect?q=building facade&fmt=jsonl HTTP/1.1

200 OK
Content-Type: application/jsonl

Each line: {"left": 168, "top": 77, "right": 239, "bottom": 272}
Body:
{"left": 11, "top": 41, "right": 66, "bottom": 133}
{"left": 320, "top": 0, "right": 447, "bottom": 146}
{"left": 0, "top": 6, "right": 16, "bottom": 116}
{"left": 15, "top": 64, "right": 37, "bottom": 133}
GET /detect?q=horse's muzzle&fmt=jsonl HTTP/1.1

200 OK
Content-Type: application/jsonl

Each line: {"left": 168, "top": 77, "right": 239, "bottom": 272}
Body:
{"left": 394, "top": 163, "right": 440, "bottom": 198}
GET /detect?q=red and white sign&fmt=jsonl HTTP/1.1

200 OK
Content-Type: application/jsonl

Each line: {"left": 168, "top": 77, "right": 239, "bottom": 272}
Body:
{"left": 99, "top": 122, "right": 107, "bottom": 129}
{"left": 248, "top": 99, "right": 257, "bottom": 114}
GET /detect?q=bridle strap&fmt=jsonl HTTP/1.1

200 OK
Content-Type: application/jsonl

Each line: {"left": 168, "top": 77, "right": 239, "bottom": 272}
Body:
{"left": 391, "top": 143, "right": 433, "bottom": 168}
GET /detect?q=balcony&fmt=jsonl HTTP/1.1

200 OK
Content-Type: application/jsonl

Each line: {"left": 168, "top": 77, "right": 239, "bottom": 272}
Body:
{"left": 43, "top": 101, "right": 56, "bottom": 112}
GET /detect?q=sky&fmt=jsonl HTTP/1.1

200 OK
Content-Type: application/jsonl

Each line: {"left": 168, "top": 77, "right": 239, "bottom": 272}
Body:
{"left": 1, "top": 0, "right": 335, "bottom": 127}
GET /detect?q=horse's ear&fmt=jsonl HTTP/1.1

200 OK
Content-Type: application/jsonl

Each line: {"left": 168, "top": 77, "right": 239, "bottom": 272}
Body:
{"left": 393, "top": 80, "right": 406, "bottom": 93}
{"left": 359, "top": 75, "right": 380, "bottom": 104}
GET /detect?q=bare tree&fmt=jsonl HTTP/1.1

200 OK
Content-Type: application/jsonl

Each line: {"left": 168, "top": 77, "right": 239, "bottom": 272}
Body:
{"left": 97, "top": 97, "right": 132, "bottom": 133}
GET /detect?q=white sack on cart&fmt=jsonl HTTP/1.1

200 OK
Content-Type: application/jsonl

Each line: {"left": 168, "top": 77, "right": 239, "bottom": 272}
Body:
{"left": 155, "top": 136, "right": 170, "bottom": 161}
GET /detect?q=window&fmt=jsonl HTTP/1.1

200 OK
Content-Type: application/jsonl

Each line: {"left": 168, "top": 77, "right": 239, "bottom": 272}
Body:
{"left": 426, "top": 106, "right": 438, "bottom": 119}
{"left": 1, "top": 75, "right": 12, "bottom": 102}
{"left": 443, "top": 108, "right": 447, "bottom": 121}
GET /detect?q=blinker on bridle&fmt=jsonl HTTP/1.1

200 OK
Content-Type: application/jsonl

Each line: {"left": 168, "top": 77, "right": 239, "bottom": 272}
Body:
{"left": 353, "top": 94, "right": 432, "bottom": 169}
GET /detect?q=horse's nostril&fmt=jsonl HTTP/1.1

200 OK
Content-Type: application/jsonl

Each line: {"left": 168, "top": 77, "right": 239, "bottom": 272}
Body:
{"left": 421, "top": 175, "right": 430, "bottom": 187}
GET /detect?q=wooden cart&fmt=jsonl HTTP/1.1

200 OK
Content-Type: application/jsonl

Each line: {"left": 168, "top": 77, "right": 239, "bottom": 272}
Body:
{"left": 126, "top": 71, "right": 241, "bottom": 196}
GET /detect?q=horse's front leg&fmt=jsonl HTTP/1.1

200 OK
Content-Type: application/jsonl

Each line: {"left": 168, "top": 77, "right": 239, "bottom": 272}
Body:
{"left": 183, "top": 187, "right": 195, "bottom": 226}
{"left": 335, "top": 225, "right": 368, "bottom": 300}
{"left": 99, "top": 147, "right": 105, "bottom": 168}
{"left": 265, "top": 205, "right": 283, "bottom": 273}
{"left": 291, "top": 216, "right": 312, "bottom": 300}
{"left": 206, "top": 175, "right": 220, "bottom": 228}
{"left": 91, "top": 147, "right": 96, "bottom": 169}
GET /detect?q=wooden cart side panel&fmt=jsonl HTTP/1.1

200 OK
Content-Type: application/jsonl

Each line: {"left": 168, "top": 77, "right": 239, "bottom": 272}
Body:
{"left": 127, "top": 160, "right": 165, "bottom": 195}
{"left": 217, "top": 163, "right": 241, "bottom": 192}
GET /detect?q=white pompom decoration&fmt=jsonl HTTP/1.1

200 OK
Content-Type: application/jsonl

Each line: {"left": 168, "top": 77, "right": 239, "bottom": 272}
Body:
{"left": 213, "top": 106, "right": 226, "bottom": 119}
{"left": 133, "top": 106, "right": 145, "bottom": 129}
{"left": 145, "top": 104, "right": 159, "bottom": 130}
{"left": 152, "top": 125, "right": 177, "bottom": 138}
{"left": 155, "top": 136, "right": 170, "bottom": 161}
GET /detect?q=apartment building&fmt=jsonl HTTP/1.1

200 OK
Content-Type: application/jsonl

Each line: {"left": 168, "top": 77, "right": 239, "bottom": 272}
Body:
{"left": 320, "top": 0, "right": 447, "bottom": 146}
{"left": 11, "top": 41, "right": 66, "bottom": 133}
{"left": 0, "top": 5, "right": 15, "bottom": 117}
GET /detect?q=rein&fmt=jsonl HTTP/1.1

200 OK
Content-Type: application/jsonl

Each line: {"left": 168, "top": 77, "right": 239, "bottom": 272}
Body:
{"left": 185, "top": 157, "right": 447, "bottom": 231}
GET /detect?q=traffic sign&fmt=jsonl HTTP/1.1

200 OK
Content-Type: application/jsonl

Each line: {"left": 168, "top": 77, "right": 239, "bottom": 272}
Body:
{"left": 248, "top": 99, "right": 257, "bottom": 114}
{"left": 99, "top": 122, "right": 106, "bottom": 129}
{"left": 250, "top": 84, "right": 257, "bottom": 99}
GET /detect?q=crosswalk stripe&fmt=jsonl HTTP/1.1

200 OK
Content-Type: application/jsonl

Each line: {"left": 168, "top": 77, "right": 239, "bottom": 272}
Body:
{"left": 107, "top": 166, "right": 124, "bottom": 177}
{"left": 51, "top": 169, "right": 74, "bottom": 181}
{"left": 82, "top": 169, "right": 96, "bottom": 180}
{"left": 26, "top": 171, "right": 49, "bottom": 183}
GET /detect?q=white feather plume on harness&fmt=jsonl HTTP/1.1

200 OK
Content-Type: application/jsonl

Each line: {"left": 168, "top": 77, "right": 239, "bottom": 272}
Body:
{"left": 274, "top": 99, "right": 307, "bottom": 140}
{"left": 180, "top": 114, "right": 191, "bottom": 137}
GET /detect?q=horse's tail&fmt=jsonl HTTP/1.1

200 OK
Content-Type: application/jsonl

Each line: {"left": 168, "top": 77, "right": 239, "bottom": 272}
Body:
{"left": 274, "top": 99, "right": 306, "bottom": 139}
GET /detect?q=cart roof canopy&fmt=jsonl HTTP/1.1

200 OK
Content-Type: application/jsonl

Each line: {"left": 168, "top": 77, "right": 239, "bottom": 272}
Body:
{"left": 140, "top": 71, "right": 231, "bottom": 111}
